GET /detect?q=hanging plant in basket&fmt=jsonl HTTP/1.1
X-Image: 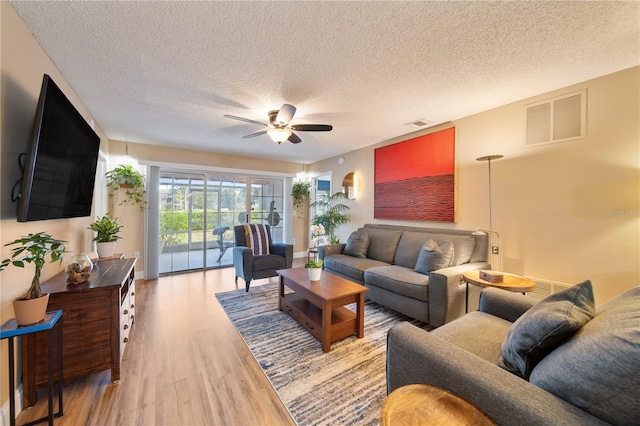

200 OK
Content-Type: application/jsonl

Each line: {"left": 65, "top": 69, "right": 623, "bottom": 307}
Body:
{"left": 292, "top": 180, "right": 311, "bottom": 219}
{"left": 105, "top": 164, "right": 147, "bottom": 211}
{"left": 0, "top": 232, "right": 66, "bottom": 325}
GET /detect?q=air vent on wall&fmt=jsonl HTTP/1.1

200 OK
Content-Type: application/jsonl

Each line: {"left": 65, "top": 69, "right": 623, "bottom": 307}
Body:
{"left": 525, "top": 89, "right": 587, "bottom": 146}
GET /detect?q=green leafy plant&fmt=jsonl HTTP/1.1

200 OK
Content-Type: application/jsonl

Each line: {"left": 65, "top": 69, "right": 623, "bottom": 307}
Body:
{"left": 311, "top": 191, "right": 350, "bottom": 244}
{"left": 89, "top": 214, "right": 123, "bottom": 242}
{"left": 105, "top": 164, "right": 146, "bottom": 210}
{"left": 292, "top": 180, "right": 311, "bottom": 218}
{"left": 0, "top": 232, "right": 66, "bottom": 300}
{"left": 304, "top": 258, "right": 323, "bottom": 269}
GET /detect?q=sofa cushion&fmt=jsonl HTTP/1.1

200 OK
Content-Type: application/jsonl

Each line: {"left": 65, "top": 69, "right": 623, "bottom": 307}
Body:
{"left": 499, "top": 280, "right": 595, "bottom": 379}
{"left": 393, "top": 231, "right": 475, "bottom": 267}
{"left": 414, "top": 239, "right": 454, "bottom": 274}
{"left": 432, "top": 310, "right": 512, "bottom": 364}
{"left": 364, "top": 265, "right": 429, "bottom": 302}
{"left": 324, "top": 254, "right": 389, "bottom": 284}
{"left": 529, "top": 286, "right": 640, "bottom": 426}
{"left": 358, "top": 227, "right": 402, "bottom": 264}
{"left": 343, "top": 231, "right": 370, "bottom": 258}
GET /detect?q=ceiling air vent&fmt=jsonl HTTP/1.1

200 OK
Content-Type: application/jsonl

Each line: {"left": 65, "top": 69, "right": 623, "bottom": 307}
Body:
{"left": 405, "top": 118, "right": 432, "bottom": 128}
{"left": 525, "top": 89, "right": 587, "bottom": 146}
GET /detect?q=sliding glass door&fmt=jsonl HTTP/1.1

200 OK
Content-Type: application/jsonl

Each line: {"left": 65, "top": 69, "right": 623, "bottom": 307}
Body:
{"left": 158, "top": 172, "right": 284, "bottom": 275}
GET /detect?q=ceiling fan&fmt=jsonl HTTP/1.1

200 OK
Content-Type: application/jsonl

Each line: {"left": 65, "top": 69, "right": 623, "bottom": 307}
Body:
{"left": 224, "top": 104, "right": 333, "bottom": 144}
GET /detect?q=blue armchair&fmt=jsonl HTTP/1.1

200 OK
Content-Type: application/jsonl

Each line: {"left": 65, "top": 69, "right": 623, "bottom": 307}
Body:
{"left": 233, "top": 224, "right": 293, "bottom": 291}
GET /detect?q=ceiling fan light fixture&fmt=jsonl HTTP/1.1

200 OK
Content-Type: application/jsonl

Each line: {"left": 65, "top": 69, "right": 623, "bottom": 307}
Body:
{"left": 267, "top": 128, "right": 292, "bottom": 144}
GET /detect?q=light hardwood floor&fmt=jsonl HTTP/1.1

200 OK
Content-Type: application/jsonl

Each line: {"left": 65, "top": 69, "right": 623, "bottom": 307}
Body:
{"left": 16, "top": 264, "right": 301, "bottom": 426}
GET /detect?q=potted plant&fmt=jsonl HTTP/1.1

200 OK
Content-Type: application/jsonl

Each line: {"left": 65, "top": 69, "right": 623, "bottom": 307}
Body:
{"left": 292, "top": 180, "right": 311, "bottom": 219}
{"left": 105, "top": 164, "right": 146, "bottom": 211}
{"left": 89, "top": 214, "right": 122, "bottom": 258}
{"left": 311, "top": 191, "right": 350, "bottom": 244}
{"left": 305, "top": 258, "right": 323, "bottom": 281}
{"left": 0, "top": 232, "right": 66, "bottom": 325}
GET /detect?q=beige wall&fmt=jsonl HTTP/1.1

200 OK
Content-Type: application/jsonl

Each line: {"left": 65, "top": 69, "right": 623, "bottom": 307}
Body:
{"left": 310, "top": 67, "right": 639, "bottom": 307}
{"left": 0, "top": 2, "right": 113, "bottom": 411}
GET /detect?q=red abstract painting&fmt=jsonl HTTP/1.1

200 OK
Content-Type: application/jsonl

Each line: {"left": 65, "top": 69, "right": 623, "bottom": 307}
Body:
{"left": 374, "top": 127, "right": 455, "bottom": 222}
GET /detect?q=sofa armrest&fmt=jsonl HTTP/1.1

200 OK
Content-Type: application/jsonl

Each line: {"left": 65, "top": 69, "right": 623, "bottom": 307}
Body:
{"left": 271, "top": 243, "right": 293, "bottom": 268}
{"left": 233, "top": 246, "right": 253, "bottom": 280}
{"left": 387, "top": 322, "right": 608, "bottom": 426}
{"left": 428, "top": 262, "right": 490, "bottom": 327}
{"left": 318, "top": 243, "right": 346, "bottom": 260}
{"left": 479, "top": 287, "right": 537, "bottom": 322}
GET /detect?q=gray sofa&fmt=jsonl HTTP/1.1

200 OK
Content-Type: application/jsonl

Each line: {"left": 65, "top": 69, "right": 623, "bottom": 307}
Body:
{"left": 387, "top": 285, "right": 640, "bottom": 425}
{"left": 319, "top": 224, "right": 489, "bottom": 326}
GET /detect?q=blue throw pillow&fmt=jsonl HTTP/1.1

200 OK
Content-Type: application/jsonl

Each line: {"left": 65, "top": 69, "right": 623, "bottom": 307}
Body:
{"left": 499, "top": 280, "right": 595, "bottom": 379}
{"left": 529, "top": 286, "right": 640, "bottom": 425}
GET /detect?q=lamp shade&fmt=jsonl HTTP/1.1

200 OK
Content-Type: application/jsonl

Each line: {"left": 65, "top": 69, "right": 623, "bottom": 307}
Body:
{"left": 267, "top": 128, "right": 292, "bottom": 144}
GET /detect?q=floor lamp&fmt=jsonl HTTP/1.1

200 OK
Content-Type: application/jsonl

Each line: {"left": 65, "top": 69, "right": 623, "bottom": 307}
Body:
{"left": 475, "top": 154, "right": 503, "bottom": 270}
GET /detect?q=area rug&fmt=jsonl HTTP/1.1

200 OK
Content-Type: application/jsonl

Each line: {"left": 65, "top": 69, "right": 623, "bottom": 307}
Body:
{"left": 215, "top": 282, "right": 431, "bottom": 426}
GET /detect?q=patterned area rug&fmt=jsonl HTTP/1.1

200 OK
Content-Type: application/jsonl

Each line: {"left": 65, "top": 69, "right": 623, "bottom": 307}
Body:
{"left": 215, "top": 282, "right": 431, "bottom": 426}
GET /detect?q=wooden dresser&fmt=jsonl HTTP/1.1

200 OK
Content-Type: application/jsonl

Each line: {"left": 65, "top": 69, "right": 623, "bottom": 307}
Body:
{"left": 22, "top": 258, "right": 136, "bottom": 407}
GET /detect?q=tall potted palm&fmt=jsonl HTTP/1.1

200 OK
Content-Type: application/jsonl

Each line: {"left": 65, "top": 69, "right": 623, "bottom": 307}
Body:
{"left": 89, "top": 214, "right": 122, "bottom": 258}
{"left": 310, "top": 192, "right": 350, "bottom": 244}
{"left": 0, "top": 232, "right": 66, "bottom": 325}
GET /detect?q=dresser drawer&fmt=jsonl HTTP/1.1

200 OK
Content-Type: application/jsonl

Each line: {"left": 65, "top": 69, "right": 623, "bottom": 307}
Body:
{"left": 298, "top": 311, "right": 321, "bottom": 341}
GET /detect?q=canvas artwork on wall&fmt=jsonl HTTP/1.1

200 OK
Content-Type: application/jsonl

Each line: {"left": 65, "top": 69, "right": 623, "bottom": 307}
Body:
{"left": 374, "top": 127, "right": 455, "bottom": 222}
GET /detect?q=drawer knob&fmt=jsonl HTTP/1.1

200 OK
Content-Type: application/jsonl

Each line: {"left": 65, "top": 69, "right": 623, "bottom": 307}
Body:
{"left": 305, "top": 322, "right": 314, "bottom": 330}
{"left": 131, "top": 292, "right": 135, "bottom": 296}
{"left": 123, "top": 309, "right": 129, "bottom": 315}
{"left": 131, "top": 304, "right": 135, "bottom": 309}
{"left": 123, "top": 337, "right": 129, "bottom": 343}
{"left": 131, "top": 314, "right": 135, "bottom": 320}
{"left": 124, "top": 324, "right": 129, "bottom": 329}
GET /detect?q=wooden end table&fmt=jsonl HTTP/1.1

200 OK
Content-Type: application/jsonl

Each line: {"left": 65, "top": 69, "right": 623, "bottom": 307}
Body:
{"left": 463, "top": 270, "right": 536, "bottom": 312}
{"left": 277, "top": 267, "right": 368, "bottom": 352}
{"left": 381, "top": 384, "right": 496, "bottom": 425}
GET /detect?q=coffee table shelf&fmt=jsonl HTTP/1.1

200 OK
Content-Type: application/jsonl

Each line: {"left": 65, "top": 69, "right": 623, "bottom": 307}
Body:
{"left": 278, "top": 268, "right": 368, "bottom": 352}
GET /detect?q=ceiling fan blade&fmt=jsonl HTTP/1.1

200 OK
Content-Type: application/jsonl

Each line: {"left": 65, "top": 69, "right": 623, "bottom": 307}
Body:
{"left": 224, "top": 114, "right": 267, "bottom": 127}
{"left": 288, "top": 132, "right": 302, "bottom": 144}
{"left": 290, "top": 124, "right": 333, "bottom": 132}
{"left": 242, "top": 130, "right": 268, "bottom": 139}
{"left": 275, "top": 104, "right": 296, "bottom": 126}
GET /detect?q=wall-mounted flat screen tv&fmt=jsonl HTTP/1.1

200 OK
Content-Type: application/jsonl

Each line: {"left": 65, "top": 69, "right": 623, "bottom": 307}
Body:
{"left": 17, "top": 74, "right": 100, "bottom": 222}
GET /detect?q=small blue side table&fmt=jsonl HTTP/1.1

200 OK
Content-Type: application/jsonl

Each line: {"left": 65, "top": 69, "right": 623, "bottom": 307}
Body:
{"left": 1, "top": 310, "right": 64, "bottom": 426}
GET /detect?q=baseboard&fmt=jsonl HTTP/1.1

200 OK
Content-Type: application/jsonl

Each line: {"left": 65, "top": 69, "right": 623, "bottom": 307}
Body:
{"left": 0, "top": 384, "right": 23, "bottom": 426}
{"left": 135, "top": 269, "right": 146, "bottom": 280}
{"left": 293, "top": 251, "right": 307, "bottom": 259}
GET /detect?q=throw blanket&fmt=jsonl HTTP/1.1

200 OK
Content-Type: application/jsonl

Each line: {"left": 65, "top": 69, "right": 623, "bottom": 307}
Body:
{"left": 243, "top": 224, "right": 271, "bottom": 255}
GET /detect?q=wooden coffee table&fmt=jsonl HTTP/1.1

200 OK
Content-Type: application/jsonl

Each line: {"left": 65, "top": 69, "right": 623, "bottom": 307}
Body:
{"left": 277, "top": 268, "right": 368, "bottom": 352}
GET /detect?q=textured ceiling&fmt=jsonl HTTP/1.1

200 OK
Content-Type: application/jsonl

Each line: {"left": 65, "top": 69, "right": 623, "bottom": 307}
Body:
{"left": 9, "top": 1, "right": 640, "bottom": 164}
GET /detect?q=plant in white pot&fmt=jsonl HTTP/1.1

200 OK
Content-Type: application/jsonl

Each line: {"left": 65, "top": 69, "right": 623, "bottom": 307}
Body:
{"left": 89, "top": 214, "right": 122, "bottom": 258}
{"left": 305, "top": 258, "right": 323, "bottom": 281}
{"left": 0, "top": 232, "right": 66, "bottom": 325}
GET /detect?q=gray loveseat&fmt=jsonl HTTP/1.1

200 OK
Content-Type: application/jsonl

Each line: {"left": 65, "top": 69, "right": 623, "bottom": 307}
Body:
{"left": 319, "top": 224, "right": 489, "bottom": 326}
{"left": 387, "top": 285, "right": 640, "bottom": 425}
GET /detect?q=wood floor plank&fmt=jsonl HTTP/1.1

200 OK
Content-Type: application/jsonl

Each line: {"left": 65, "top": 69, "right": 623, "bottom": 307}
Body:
{"left": 16, "top": 264, "right": 298, "bottom": 426}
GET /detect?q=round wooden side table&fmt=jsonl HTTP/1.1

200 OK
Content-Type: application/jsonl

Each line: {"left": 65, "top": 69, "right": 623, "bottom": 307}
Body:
{"left": 381, "top": 384, "right": 496, "bottom": 426}
{"left": 463, "top": 270, "right": 536, "bottom": 312}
